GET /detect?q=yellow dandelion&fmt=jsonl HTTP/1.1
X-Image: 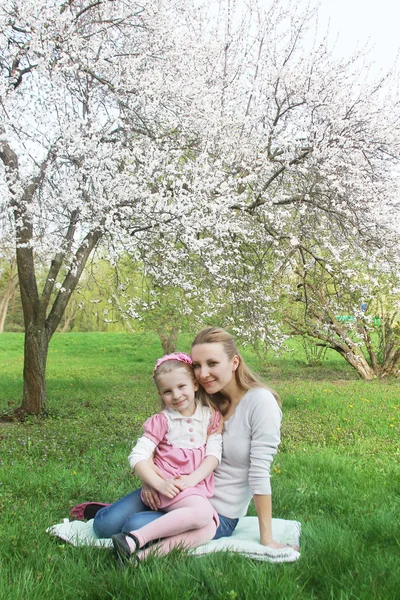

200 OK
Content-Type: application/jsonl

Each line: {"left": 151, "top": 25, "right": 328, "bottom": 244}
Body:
{"left": 349, "top": 404, "right": 354, "bottom": 408}
{"left": 337, "top": 427, "right": 341, "bottom": 431}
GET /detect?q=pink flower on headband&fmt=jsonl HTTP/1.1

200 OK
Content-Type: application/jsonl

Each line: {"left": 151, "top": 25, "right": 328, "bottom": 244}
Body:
{"left": 153, "top": 352, "right": 193, "bottom": 377}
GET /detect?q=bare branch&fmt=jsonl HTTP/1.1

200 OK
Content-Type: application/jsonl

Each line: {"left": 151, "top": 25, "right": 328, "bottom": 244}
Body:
{"left": 75, "top": 1, "right": 104, "bottom": 21}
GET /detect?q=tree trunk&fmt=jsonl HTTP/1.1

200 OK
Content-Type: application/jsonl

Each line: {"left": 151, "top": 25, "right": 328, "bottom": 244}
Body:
{"left": 15, "top": 226, "right": 103, "bottom": 416}
{"left": 158, "top": 327, "right": 179, "bottom": 354}
{"left": 59, "top": 298, "right": 78, "bottom": 333}
{"left": 0, "top": 283, "right": 16, "bottom": 332}
{"left": 336, "top": 349, "right": 377, "bottom": 380}
{"left": 359, "top": 325, "right": 380, "bottom": 373}
{"left": 380, "top": 349, "right": 400, "bottom": 377}
{"left": 380, "top": 366, "right": 400, "bottom": 377}
{"left": 21, "top": 322, "right": 49, "bottom": 414}
{"left": 1, "top": 130, "right": 103, "bottom": 416}
{"left": 0, "top": 260, "right": 19, "bottom": 333}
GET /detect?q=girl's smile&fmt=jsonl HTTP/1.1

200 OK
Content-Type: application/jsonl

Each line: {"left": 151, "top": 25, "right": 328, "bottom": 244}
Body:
{"left": 157, "top": 369, "right": 198, "bottom": 416}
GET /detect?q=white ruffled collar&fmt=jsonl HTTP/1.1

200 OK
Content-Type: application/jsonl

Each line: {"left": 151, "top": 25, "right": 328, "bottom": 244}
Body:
{"left": 163, "top": 400, "right": 204, "bottom": 421}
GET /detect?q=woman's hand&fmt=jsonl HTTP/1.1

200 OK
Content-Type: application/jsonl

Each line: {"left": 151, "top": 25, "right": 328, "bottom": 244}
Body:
{"left": 173, "top": 474, "right": 197, "bottom": 490}
{"left": 141, "top": 482, "right": 161, "bottom": 510}
{"left": 254, "top": 495, "right": 300, "bottom": 552}
{"left": 260, "top": 536, "right": 300, "bottom": 552}
{"left": 140, "top": 462, "right": 167, "bottom": 509}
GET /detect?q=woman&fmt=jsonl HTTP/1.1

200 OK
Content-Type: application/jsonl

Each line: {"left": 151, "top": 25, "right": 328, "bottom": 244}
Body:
{"left": 93, "top": 327, "right": 291, "bottom": 550}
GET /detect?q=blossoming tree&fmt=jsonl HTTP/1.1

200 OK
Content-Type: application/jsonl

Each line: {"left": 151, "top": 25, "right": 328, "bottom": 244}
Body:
{"left": 1, "top": 0, "right": 399, "bottom": 415}
{"left": 282, "top": 232, "right": 400, "bottom": 379}
{"left": 0, "top": 0, "right": 224, "bottom": 414}
{"left": 133, "top": 0, "right": 400, "bottom": 360}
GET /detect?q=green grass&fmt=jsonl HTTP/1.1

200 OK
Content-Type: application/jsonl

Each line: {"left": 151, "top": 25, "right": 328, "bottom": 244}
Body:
{"left": 0, "top": 332, "right": 399, "bottom": 600}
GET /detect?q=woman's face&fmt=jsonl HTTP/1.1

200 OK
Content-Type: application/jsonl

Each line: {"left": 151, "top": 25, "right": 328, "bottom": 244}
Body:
{"left": 191, "top": 342, "right": 239, "bottom": 395}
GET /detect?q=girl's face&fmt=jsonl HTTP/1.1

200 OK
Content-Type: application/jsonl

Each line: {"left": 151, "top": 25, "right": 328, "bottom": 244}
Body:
{"left": 191, "top": 342, "right": 239, "bottom": 395}
{"left": 156, "top": 368, "right": 198, "bottom": 416}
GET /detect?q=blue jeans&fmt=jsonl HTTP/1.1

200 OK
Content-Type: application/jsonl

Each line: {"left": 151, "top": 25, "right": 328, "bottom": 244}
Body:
{"left": 93, "top": 488, "right": 238, "bottom": 540}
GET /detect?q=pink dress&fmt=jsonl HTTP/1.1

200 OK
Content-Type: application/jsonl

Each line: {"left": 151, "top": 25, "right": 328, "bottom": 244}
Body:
{"left": 129, "top": 402, "right": 222, "bottom": 525}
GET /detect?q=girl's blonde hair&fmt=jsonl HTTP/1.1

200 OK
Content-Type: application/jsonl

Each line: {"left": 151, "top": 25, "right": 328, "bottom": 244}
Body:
{"left": 191, "top": 327, "right": 281, "bottom": 414}
{"left": 153, "top": 359, "right": 212, "bottom": 409}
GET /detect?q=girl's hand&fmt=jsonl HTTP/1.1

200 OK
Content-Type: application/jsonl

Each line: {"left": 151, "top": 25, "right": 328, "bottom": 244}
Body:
{"left": 173, "top": 474, "right": 197, "bottom": 490}
{"left": 142, "top": 483, "right": 161, "bottom": 510}
{"left": 157, "top": 479, "right": 181, "bottom": 499}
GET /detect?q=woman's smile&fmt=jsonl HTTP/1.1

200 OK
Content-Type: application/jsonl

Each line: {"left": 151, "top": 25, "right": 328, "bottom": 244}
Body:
{"left": 191, "top": 342, "right": 239, "bottom": 395}
{"left": 201, "top": 379, "right": 216, "bottom": 387}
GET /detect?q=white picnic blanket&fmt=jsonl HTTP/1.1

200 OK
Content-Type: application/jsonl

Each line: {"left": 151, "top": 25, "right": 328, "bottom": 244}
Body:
{"left": 47, "top": 516, "right": 301, "bottom": 563}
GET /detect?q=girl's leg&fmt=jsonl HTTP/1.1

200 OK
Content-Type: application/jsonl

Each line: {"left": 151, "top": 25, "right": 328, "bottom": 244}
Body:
{"left": 121, "top": 510, "right": 163, "bottom": 534}
{"left": 137, "top": 520, "right": 216, "bottom": 561}
{"left": 130, "top": 495, "right": 215, "bottom": 548}
{"left": 93, "top": 488, "right": 163, "bottom": 538}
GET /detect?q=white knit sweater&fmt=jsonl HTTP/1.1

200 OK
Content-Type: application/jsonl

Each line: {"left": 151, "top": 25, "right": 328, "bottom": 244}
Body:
{"left": 209, "top": 387, "right": 282, "bottom": 518}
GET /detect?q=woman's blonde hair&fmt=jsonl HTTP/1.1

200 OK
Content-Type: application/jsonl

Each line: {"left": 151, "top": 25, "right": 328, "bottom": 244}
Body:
{"left": 191, "top": 327, "right": 281, "bottom": 414}
{"left": 153, "top": 359, "right": 212, "bottom": 409}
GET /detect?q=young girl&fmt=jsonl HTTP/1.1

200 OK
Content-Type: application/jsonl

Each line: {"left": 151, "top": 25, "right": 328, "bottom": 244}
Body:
{"left": 111, "top": 351, "right": 222, "bottom": 564}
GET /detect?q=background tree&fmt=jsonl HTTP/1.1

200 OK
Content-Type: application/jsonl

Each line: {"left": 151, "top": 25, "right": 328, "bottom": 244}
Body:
{"left": 137, "top": 0, "right": 400, "bottom": 359}
{"left": 56, "top": 257, "right": 129, "bottom": 333}
{"left": 283, "top": 239, "right": 400, "bottom": 379}
{"left": 0, "top": 255, "right": 19, "bottom": 332}
{"left": 1, "top": 0, "right": 399, "bottom": 416}
{"left": 0, "top": 0, "right": 223, "bottom": 415}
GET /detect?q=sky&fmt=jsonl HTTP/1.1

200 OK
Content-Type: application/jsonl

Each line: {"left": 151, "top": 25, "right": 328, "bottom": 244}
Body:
{"left": 318, "top": 0, "right": 399, "bottom": 74}
{"left": 317, "top": 0, "right": 400, "bottom": 227}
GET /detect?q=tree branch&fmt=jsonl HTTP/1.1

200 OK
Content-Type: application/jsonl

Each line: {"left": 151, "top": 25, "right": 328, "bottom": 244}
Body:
{"left": 75, "top": 1, "right": 104, "bottom": 21}
{"left": 46, "top": 228, "right": 103, "bottom": 336}
{"left": 41, "top": 209, "right": 80, "bottom": 309}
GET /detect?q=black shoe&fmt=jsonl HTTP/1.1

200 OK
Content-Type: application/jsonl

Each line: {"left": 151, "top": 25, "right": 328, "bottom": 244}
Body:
{"left": 111, "top": 533, "right": 139, "bottom": 566}
{"left": 84, "top": 503, "right": 107, "bottom": 520}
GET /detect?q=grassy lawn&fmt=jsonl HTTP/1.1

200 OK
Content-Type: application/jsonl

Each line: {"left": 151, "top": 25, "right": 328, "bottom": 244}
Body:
{"left": 0, "top": 332, "right": 399, "bottom": 600}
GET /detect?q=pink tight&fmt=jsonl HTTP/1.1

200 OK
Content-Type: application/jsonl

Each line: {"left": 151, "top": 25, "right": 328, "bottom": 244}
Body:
{"left": 129, "top": 495, "right": 217, "bottom": 560}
